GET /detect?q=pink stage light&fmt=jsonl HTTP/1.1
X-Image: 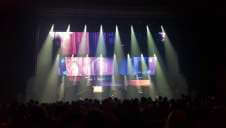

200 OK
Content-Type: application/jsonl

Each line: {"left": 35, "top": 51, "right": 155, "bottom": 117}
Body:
{"left": 128, "top": 80, "right": 151, "bottom": 86}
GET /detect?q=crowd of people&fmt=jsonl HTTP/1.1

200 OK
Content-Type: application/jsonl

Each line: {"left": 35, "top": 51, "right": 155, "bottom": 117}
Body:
{"left": 0, "top": 96, "right": 225, "bottom": 128}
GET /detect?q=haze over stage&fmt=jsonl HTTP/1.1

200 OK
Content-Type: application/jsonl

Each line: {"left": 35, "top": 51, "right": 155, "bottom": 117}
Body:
{"left": 26, "top": 25, "right": 188, "bottom": 102}
{"left": 0, "top": 0, "right": 216, "bottom": 109}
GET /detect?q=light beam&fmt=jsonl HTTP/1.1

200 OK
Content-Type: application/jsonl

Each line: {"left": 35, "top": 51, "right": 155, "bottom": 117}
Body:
{"left": 114, "top": 25, "right": 124, "bottom": 61}
{"left": 66, "top": 24, "right": 70, "bottom": 32}
{"left": 130, "top": 25, "right": 141, "bottom": 56}
{"left": 96, "top": 25, "right": 106, "bottom": 57}
{"left": 161, "top": 25, "right": 188, "bottom": 97}
{"left": 78, "top": 25, "right": 89, "bottom": 56}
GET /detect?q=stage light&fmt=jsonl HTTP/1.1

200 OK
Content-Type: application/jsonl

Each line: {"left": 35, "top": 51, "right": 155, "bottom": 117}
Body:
{"left": 84, "top": 24, "right": 87, "bottom": 31}
{"left": 161, "top": 25, "right": 180, "bottom": 73}
{"left": 93, "top": 86, "right": 103, "bottom": 93}
{"left": 111, "top": 52, "right": 120, "bottom": 96}
{"left": 29, "top": 23, "right": 188, "bottom": 102}
{"left": 160, "top": 25, "right": 167, "bottom": 40}
{"left": 38, "top": 25, "right": 55, "bottom": 73}
{"left": 100, "top": 24, "right": 103, "bottom": 31}
{"left": 146, "top": 25, "right": 156, "bottom": 56}
{"left": 127, "top": 53, "right": 134, "bottom": 76}
{"left": 130, "top": 25, "right": 141, "bottom": 56}
{"left": 146, "top": 25, "right": 173, "bottom": 98}
{"left": 27, "top": 24, "right": 57, "bottom": 102}
{"left": 155, "top": 53, "right": 173, "bottom": 98}
{"left": 96, "top": 25, "right": 106, "bottom": 57}
{"left": 78, "top": 25, "right": 89, "bottom": 56}
{"left": 161, "top": 25, "right": 188, "bottom": 97}
{"left": 50, "top": 24, "right": 54, "bottom": 32}
{"left": 42, "top": 53, "right": 60, "bottom": 102}
{"left": 141, "top": 53, "right": 148, "bottom": 75}
{"left": 112, "top": 53, "right": 119, "bottom": 75}
{"left": 114, "top": 25, "right": 124, "bottom": 61}
{"left": 66, "top": 24, "right": 70, "bottom": 32}
{"left": 49, "top": 25, "right": 55, "bottom": 38}
{"left": 159, "top": 32, "right": 166, "bottom": 41}
{"left": 159, "top": 26, "right": 166, "bottom": 41}
{"left": 53, "top": 25, "right": 71, "bottom": 40}
{"left": 147, "top": 25, "right": 177, "bottom": 97}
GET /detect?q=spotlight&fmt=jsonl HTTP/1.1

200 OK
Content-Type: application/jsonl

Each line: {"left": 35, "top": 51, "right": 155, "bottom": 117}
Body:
{"left": 50, "top": 24, "right": 54, "bottom": 32}
{"left": 114, "top": 25, "right": 124, "bottom": 60}
{"left": 49, "top": 24, "right": 55, "bottom": 37}
{"left": 66, "top": 24, "right": 70, "bottom": 32}
{"left": 100, "top": 25, "right": 103, "bottom": 32}
{"left": 84, "top": 24, "right": 87, "bottom": 32}
{"left": 160, "top": 25, "right": 166, "bottom": 41}
{"left": 159, "top": 32, "right": 166, "bottom": 41}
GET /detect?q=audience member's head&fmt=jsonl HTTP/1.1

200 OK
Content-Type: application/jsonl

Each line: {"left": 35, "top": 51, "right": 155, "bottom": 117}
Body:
{"left": 0, "top": 96, "right": 223, "bottom": 128}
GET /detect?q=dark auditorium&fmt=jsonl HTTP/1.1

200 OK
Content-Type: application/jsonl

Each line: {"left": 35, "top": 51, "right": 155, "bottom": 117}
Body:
{"left": 0, "top": 0, "right": 223, "bottom": 128}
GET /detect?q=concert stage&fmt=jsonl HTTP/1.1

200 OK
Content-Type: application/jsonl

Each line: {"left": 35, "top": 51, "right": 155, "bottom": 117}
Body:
{"left": 26, "top": 25, "right": 187, "bottom": 102}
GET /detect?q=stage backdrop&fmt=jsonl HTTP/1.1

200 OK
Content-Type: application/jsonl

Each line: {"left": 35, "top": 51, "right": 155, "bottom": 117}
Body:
{"left": 53, "top": 32, "right": 157, "bottom": 76}
{"left": 59, "top": 57, "right": 156, "bottom": 76}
